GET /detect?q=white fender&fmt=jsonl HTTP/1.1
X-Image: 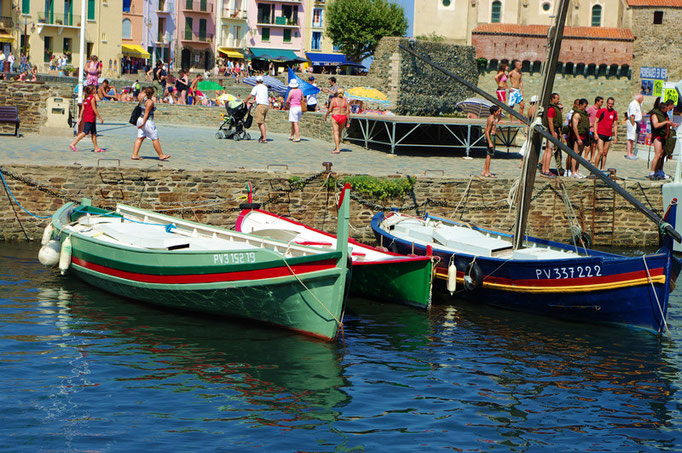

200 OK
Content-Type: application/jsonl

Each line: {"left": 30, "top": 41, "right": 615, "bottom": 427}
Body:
{"left": 41, "top": 224, "right": 54, "bottom": 245}
{"left": 38, "top": 239, "right": 61, "bottom": 267}
{"left": 59, "top": 237, "right": 72, "bottom": 275}
{"left": 447, "top": 262, "right": 457, "bottom": 295}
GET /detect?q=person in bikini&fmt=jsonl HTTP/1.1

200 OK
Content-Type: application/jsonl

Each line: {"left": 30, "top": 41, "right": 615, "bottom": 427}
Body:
{"left": 483, "top": 105, "right": 502, "bottom": 177}
{"left": 508, "top": 60, "right": 525, "bottom": 118}
{"left": 324, "top": 88, "right": 351, "bottom": 154}
{"left": 494, "top": 63, "right": 508, "bottom": 103}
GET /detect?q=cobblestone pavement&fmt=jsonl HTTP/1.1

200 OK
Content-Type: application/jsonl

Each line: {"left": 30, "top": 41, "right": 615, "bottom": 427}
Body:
{"left": 0, "top": 122, "right": 670, "bottom": 181}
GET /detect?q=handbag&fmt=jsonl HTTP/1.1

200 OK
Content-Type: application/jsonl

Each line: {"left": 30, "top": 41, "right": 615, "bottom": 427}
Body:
{"left": 129, "top": 103, "right": 142, "bottom": 125}
{"left": 301, "top": 101, "right": 307, "bottom": 113}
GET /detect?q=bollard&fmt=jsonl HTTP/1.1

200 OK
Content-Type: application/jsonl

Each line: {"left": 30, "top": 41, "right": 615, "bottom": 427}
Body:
{"left": 322, "top": 162, "right": 333, "bottom": 172}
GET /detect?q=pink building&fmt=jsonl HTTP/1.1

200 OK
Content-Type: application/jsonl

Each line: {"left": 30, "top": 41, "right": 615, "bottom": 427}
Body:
{"left": 177, "top": 0, "right": 217, "bottom": 70}
{"left": 247, "top": 0, "right": 305, "bottom": 68}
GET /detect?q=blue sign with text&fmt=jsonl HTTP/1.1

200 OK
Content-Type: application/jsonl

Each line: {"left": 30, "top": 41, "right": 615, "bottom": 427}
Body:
{"left": 640, "top": 66, "right": 667, "bottom": 80}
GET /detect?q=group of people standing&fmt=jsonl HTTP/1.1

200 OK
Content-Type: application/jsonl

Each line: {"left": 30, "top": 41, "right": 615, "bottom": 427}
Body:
{"left": 243, "top": 75, "right": 350, "bottom": 154}
{"left": 495, "top": 60, "right": 526, "bottom": 117}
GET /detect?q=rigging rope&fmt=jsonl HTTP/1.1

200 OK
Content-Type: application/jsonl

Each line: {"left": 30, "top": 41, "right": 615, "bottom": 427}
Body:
{"left": 642, "top": 255, "right": 671, "bottom": 340}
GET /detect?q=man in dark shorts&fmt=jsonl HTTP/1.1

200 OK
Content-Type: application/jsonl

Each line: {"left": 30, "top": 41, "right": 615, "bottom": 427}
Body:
{"left": 483, "top": 105, "right": 502, "bottom": 177}
{"left": 593, "top": 97, "right": 618, "bottom": 170}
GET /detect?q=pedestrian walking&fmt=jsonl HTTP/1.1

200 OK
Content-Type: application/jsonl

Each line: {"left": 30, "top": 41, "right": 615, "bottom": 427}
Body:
{"left": 132, "top": 87, "right": 171, "bottom": 161}
{"left": 508, "top": 60, "right": 525, "bottom": 117}
{"left": 69, "top": 85, "right": 104, "bottom": 153}
{"left": 494, "top": 63, "right": 508, "bottom": 103}
{"left": 586, "top": 96, "right": 603, "bottom": 164}
{"left": 483, "top": 105, "right": 502, "bottom": 177}
{"left": 285, "top": 79, "right": 304, "bottom": 142}
{"left": 593, "top": 97, "right": 618, "bottom": 170}
{"left": 324, "top": 88, "right": 350, "bottom": 154}
{"left": 648, "top": 98, "right": 678, "bottom": 180}
{"left": 245, "top": 75, "right": 269, "bottom": 143}
{"left": 626, "top": 94, "right": 643, "bottom": 160}
{"left": 7, "top": 52, "right": 15, "bottom": 73}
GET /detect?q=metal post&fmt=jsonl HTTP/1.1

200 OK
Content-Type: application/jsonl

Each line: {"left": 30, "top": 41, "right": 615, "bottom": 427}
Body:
{"left": 76, "top": 0, "right": 86, "bottom": 104}
{"left": 512, "top": 0, "right": 570, "bottom": 250}
{"left": 466, "top": 123, "right": 471, "bottom": 158}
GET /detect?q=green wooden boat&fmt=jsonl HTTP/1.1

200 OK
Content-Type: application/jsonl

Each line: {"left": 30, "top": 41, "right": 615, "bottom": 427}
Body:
{"left": 38, "top": 185, "right": 353, "bottom": 341}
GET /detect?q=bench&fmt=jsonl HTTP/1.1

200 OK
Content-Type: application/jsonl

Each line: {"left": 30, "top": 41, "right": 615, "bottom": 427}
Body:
{"left": 0, "top": 106, "right": 20, "bottom": 136}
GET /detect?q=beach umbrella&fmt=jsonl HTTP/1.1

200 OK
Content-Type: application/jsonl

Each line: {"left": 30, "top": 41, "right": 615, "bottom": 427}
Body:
{"left": 243, "top": 75, "right": 288, "bottom": 96}
{"left": 346, "top": 87, "right": 391, "bottom": 105}
{"left": 198, "top": 80, "right": 225, "bottom": 91}
{"left": 456, "top": 97, "right": 494, "bottom": 118}
{"left": 217, "top": 93, "right": 238, "bottom": 102}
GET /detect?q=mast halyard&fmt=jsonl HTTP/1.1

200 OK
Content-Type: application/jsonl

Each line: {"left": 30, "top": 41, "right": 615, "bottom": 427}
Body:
{"left": 511, "top": 0, "right": 571, "bottom": 250}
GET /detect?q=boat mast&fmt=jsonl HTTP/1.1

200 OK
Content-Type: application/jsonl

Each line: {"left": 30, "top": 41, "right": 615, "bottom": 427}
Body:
{"left": 512, "top": 0, "right": 571, "bottom": 250}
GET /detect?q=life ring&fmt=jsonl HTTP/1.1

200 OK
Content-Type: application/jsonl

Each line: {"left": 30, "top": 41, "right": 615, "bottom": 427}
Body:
{"left": 572, "top": 231, "right": 592, "bottom": 248}
{"left": 464, "top": 261, "right": 483, "bottom": 291}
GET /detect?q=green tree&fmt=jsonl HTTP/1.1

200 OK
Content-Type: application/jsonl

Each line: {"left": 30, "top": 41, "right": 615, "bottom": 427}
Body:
{"left": 326, "top": 0, "right": 408, "bottom": 63}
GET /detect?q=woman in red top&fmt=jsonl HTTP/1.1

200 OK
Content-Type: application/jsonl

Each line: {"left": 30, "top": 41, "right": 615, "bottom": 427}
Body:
{"left": 70, "top": 85, "right": 104, "bottom": 152}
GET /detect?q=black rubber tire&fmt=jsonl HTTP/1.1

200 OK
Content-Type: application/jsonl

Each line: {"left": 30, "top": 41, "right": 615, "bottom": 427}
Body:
{"left": 464, "top": 261, "right": 483, "bottom": 291}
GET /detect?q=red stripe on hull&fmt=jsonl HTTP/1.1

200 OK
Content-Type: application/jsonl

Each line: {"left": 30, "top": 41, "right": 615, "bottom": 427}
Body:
{"left": 435, "top": 266, "right": 665, "bottom": 287}
{"left": 71, "top": 256, "right": 338, "bottom": 284}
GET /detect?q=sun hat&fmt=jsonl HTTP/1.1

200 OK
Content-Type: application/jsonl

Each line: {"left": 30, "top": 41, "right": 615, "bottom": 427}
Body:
{"left": 530, "top": 95, "right": 539, "bottom": 103}
{"left": 288, "top": 79, "right": 299, "bottom": 88}
{"left": 256, "top": 75, "right": 263, "bottom": 82}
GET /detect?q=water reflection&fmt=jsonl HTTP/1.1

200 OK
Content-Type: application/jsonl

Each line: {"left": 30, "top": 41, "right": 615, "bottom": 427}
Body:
{"left": 51, "top": 278, "right": 352, "bottom": 429}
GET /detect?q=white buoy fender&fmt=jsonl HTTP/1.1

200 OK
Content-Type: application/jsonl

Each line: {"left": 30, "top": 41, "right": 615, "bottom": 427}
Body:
{"left": 59, "top": 237, "right": 72, "bottom": 275}
{"left": 41, "top": 224, "right": 53, "bottom": 245}
{"left": 38, "top": 240, "right": 61, "bottom": 267}
{"left": 447, "top": 262, "right": 457, "bottom": 295}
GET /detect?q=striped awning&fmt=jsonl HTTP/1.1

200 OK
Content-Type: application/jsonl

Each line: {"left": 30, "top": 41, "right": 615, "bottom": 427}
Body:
{"left": 218, "top": 47, "right": 244, "bottom": 58}
{"left": 121, "top": 44, "right": 151, "bottom": 58}
{"left": 0, "top": 30, "right": 14, "bottom": 43}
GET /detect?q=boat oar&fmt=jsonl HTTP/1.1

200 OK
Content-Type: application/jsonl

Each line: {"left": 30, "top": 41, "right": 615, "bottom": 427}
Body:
{"left": 398, "top": 44, "right": 681, "bottom": 243}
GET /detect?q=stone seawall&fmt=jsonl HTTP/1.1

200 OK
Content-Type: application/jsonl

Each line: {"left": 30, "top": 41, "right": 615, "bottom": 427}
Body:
{"left": 0, "top": 165, "right": 665, "bottom": 248}
{"left": 0, "top": 81, "right": 73, "bottom": 134}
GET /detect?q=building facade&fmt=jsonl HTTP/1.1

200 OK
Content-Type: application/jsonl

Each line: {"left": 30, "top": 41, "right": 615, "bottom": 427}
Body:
{"left": 177, "top": 0, "right": 216, "bottom": 70}
{"left": 215, "top": 0, "right": 248, "bottom": 60}
{"left": 302, "top": 0, "right": 349, "bottom": 68}
{"left": 247, "top": 0, "right": 305, "bottom": 57}
{"left": 146, "top": 0, "right": 176, "bottom": 64}
{"left": 5, "top": 0, "right": 122, "bottom": 74}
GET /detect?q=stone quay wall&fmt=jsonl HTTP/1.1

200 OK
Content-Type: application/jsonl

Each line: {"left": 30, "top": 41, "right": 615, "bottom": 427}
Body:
{"left": 0, "top": 164, "right": 666, "bottom": 249}
{"left": 0, "top": 80, "right": 73, "bottom": 134}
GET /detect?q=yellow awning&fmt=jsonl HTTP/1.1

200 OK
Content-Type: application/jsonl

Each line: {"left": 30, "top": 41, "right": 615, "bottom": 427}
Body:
{"left": 218, "top": 47, "right": 244, "bottom": 59}
{"left": 121, "top": 44, "right": 151, "bottom": 58}
{"left": 0, "top": 30, "right": 14, "bottom": 43}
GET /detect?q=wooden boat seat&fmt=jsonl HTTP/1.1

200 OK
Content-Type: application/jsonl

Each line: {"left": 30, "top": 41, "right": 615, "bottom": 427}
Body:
{"left": 249, "top": 228, "right": 300, "bottom": 242}
{"left": 97, "top": 223, "right": 259, "bottom": 251}
{"left": 511, "top": 247, "right": 576, "bottom": 260}
{"left": 432, "top": 226, "right": 512, "bottom": 257}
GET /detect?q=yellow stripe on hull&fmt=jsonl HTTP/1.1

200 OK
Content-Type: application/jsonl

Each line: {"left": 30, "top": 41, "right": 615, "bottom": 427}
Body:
{"left": 434, "top": 272, "right": 666, "bottom": 293}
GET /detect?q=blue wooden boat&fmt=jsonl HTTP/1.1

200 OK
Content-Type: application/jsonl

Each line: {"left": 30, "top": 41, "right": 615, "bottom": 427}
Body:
{"left": 371, "top": 201, "right": 681, "bottom": 334}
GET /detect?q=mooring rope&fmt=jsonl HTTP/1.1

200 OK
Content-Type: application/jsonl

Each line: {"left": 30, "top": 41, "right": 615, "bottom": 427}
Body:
{"left": 642, "top": 255, "right": 671, "bottom": 339}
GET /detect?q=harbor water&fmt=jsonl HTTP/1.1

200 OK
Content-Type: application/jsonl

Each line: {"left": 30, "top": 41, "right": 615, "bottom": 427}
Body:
{"left": 2, "top": 242, "right": 682, "bottom": 451}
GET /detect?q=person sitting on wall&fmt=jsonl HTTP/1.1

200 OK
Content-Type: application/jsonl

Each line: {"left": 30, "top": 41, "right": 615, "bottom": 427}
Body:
{"left": 97, "top": 79, "right": 120, "bottom": 101}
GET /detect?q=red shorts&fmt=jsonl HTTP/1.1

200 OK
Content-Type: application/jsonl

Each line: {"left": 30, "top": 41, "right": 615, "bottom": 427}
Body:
{"left": 496, "top": 90, "right": 506, "bottom": 102}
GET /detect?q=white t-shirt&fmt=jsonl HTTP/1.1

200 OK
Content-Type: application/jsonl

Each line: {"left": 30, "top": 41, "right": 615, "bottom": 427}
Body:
{"left": 627, "top": 100, "right": 642, "bottom": 122}
{"left": 306, "top": 83, "right": 318, "bottom": 105}
{"left": 250, "top": 83, "right": 269, "bottom": 105}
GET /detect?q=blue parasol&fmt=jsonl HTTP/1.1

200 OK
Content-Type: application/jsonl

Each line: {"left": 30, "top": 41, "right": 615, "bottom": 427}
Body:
{"left": 243, "top": 75, "right": 288, "bottom": 96}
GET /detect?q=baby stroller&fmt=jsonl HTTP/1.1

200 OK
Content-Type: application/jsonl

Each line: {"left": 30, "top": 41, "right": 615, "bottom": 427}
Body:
{"left": 216, "top": 101, "right": 253, "bottom": 141}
